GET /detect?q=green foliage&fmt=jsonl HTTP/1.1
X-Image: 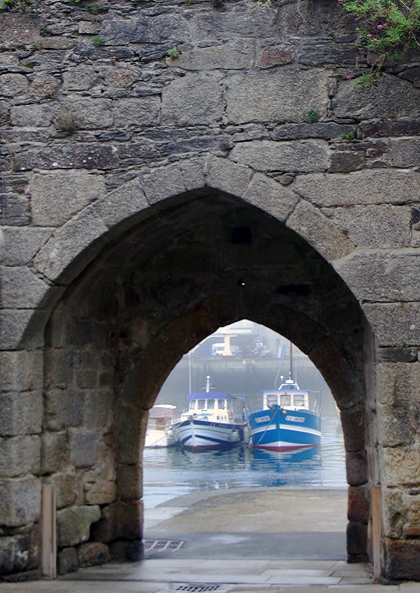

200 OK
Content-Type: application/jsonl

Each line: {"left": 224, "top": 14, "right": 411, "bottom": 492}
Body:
{"left": 341, "top": 131, "right": 356, "bottom": 140}
{"left": 92, "top": 35, "right": 105, "bottom": 48}
{"left": 167, "top": 46, "right": 182, "bottom": 58}
{"left": 337, "top": 0, "right": 420, "bottom": 87}
{"left": 0, "top": 0, "right": 32, "bottom": 12}
{"left": 304, "top": 109, "right": 320, "bottom": 123}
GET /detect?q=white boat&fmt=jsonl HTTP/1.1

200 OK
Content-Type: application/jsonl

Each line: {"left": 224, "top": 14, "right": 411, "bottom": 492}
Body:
{"left": 169, "top": 376, "right": 248, "bottom": 452}
{"left": 145, "top": 404, "right": 178, "bottom": 448}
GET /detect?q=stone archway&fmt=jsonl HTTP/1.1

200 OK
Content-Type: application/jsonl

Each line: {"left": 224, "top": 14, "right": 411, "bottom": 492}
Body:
{"left": 31, "top": 173, "right": 374, "bottom": 574}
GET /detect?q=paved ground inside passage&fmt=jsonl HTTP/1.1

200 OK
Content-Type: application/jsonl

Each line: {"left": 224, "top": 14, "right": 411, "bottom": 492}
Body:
{"left": 2, "top": 488, "right": 420, "bottom": 591}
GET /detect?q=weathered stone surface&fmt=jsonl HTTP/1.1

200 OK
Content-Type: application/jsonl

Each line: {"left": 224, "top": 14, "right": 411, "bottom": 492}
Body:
{"left": 0, "top": 535, "right": 30, "bottom": 575}
{"left": 162, "top": 72, "right": 223, "bottom": 126}
{"left": 10, "top": 104, "right": 56, "bottom": 128}
{"left": 346, "top": 521, "right": 368, "bottom": 557}
{"left": 77, "top": 542, "right": 110, "bottom": 568}
{"left": 348, "top": 486, "right": 369, "bottom": 523}
{"left": 45, "top": 389, "right": 84, "bottom": 431}
{"left": 112, "top": 97, "right": 160, "bottom": 128}
{"left": 0, "top": 350, "right": 42, "bottom": 392}
{"left": 346, "top": 450, "right": 368, "bottom": 487}
{"left": 333, "top": 75, "right": 420, "bottom": 120}
{"left": 0, "top": 436, "right": 40, "bottom": 478}
{"left": 230, "top": 140, "right": 330, "bottom": 173}
{"left": 243, "top": 174, "right": 298, "bottom": 221}
{"left": 52, "top": 473, "right": 78, "bottom": 509}
{"left": 30, "top": 74, "right": 60, "bottom": 100}
{"left": 58, "top": 98, "right": 113, "bottom": 129}
{"left": 380, "top": 138, "right": 420, "bottom": 168}
{"left": 0, "top": 228, "right": 53, "bottom": 266}
{"left": 384, "top": 538, "right": 420, "bottom": 581}
{"left": 57, "top": 547, "right": 79, "bottom": 575}
{"left": 272, "top": 122, "right": 355, "bottom": 141}
{"left": 95, "top": 178, "right": 147, "bottom": 228}
{"left": 322, "top": 205, "right": 411, "bottom": 248}
{"left": 286, "top": 199, "right": 355, "bottom": 262}
{"left": 257, "top": 44, "right": 293, "bottom": 68}
{"left": 0, "top": 74, "right": 29, "bottom": 98}
{"left": 41, "top": 431, "right": 70, "bottom": 474}
{"left": 0, "top": 391, "right": 43, "bottom": 436}
{"left": 298, "top": 39, "right": 357, "bottom": 66}
{"left": 206, "top": 156, "right": 252, "bottom": 197}
{"left": 69, "top": 430, "right": 100, "bottom": 468}
{"left": 62, "top": 65, "right": 98, "bottom": 91}
{"left": 225, "top": 69, "right": 331, "bottom": 124}
{"left": 0, "top": 476, "right": 41, "bottom": 527}
{"left": 0, "top": 13, "right": 40, "bottom": 47}
{"left": 379, "top": 346, "right": 418, "bottom": 363}
{"left": 57, "top": 505, "right": 101, "bottom": 547}
{"left": 364, "top": 302, "right": 420, "bottom": 346}
{"left": 360, "top": 119, "right": 420, "bottom": 138}
{"left": 116, "top": 464, "right": 142, "bottom": 501}
{"left": 0, "top": 267, "right": 48, "bottom": 309}
{"left": 329, "top": 150, "right": 365, "bottom": 173}
{"left": 0, "top": 194, "right": 31, "bottom": 226}
{"left": 189, "top": 4, "right": 277, "bottom": 40}
{"left": 101, "top": 14, "right": 189, "bottom": 45}
{"left": 383, "top": 447, "right": 420, "bottom": 487}
{"left": 340, "top": 407, "right": 365, "bottom": 453}
{"left": 28, "top": 170, "right": 105, "bottom": 227}
{"left": 336, "top": 252, "right": 420, "bottom": 302}
{"left": 91, "top": 501, "right": 143, "bottom": 543}
{"left": 174, "top": 40, "right": 255, "bottom": 70}
{"left": 294, "top": 169, "right": 420, "bottom": 207}
{"left": 142, "top": 159, "right": 205, "bottom": 204}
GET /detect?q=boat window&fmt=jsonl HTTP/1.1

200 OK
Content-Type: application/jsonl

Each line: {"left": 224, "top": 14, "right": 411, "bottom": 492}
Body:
{"left": 217, "top": 400, "right": 226, "bottom": 410}
{"left": 189, "top": 400, "right": 196, "bottom": 410}
{"left": 280, "top": 395, "right": 291, "bottom": 406}
{"left": 197, "top": 399, "right": 206, "bottom": 410}
{"left": 266, "top": 394, "right": 278, "bottom": 407}
{"left": 293, "top": 395, "right": 305, "bottom": 406}
{"left": 206, "top": 399, "right": 215, "bottom": 410}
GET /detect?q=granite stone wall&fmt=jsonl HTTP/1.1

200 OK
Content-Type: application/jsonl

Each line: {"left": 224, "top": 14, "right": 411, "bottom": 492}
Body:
{"left": 0, "top": 0, "right": 420, "bottom": 581}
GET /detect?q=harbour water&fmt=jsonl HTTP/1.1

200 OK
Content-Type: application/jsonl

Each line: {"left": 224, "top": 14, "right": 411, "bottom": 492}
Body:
{"left": 143, "top": 408, "right": 346, "bottom": 510}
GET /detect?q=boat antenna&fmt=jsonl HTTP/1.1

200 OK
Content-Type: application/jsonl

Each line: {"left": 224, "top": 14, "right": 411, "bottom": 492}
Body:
{"left": 289, "top": 341, "right": 293, "bottom": 381}
{"left": 202, "top": 375, "right": 214, "bottom": 393}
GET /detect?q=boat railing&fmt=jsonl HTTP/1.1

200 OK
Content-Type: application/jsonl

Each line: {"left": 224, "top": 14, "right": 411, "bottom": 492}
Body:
{"left": 247, "top": 391, "right": 321, "bottom": 415}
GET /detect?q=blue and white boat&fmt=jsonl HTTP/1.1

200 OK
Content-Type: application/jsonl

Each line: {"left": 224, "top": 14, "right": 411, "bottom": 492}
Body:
{"left": 248, "top": 345, "right": 321, "bottom": 451}
{"left": 169, "top": 376, "right": 248, "bottom": 452}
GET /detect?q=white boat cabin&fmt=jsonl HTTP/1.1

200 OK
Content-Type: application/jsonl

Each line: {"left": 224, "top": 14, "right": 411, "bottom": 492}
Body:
{"left": 262, "top": 381, "right": 319, "bottom": 413}
{"left": 181, "top": 392, "right": 246, "bottom": 424}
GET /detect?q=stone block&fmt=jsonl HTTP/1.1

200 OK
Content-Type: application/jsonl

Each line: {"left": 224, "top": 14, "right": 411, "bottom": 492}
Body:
{"left": 346, "top": 450, "right": 368, "bottom": 486}
{"left": 59, "top": 97, "right": 113, "bottom": 129}
{"left": 10, "top": 104, "right": 55, "bottom": 128}
{"left": 286, "top": 199, "right": 355, "bottom": 262}
{"left": 101, "top": 13, "right": 189, "bottom": 45}
{"left": 242, "top": 173, "right": 298, "bottom": 222}
{"left": 333, "top": 74, "right": 420, "bottom": 120}
{"left": 63, "top": 65, "right": 97, "bottom": 91}
{"left": 141, "top": 159, "right": 205, "bottom": 204}
{"left": 348, "top": 486, "right": 369, "bottom": 523}
{"left": 257, "top": 44, "right": 293, "bottom": 68}
{"left": 162, "top": 72, "right": 223, "bottom": 126}
{"left": 381, "top": 138, "right": 420, "bottom": 168}
{"left": 109, "top": 539, "right": 143, "bottom": 562}
{"left": 77, "top": 542, "right": 110, "bottom": 568}
{"left": 0, "top": 435, "right": 41, "bottom": 478}
{"left": 360, "top": 119, "right": 420, "bottom": 138}
{"left": 116, "top": 464, "right": 142, "bottom": 501}
{"left": 45, "top": 389, "right": 84, "bottom": 431}
{"left": 272, "top": 122, "right": 355, "bottom": 141}
{"left": 29, "top": 74, "right": 60, "bottom": 100}
{"left": 363, "top": 302, "right": 420, "bottom": 346}
{"left": 34, "top": 206, "right": 109, "bottom": 283}
{"left": 346, "top": 521, "right": 367, "bottom": 557}
{"left": 298, "top": 39, "right": 357, "bottom": 66}
{"left": 225, "top": 68, "right": 330, "bottom": 124}
{"left": 294, "top": 169, "right": 420, "bottom": 207}
{"left": 339, "top": 407, "right": 365, "bottom": 453}
{"left": 174, "top": 40, "right": 255, "bottom": 70}
{"left": 379, "top": 346, "right": 418, "bottom": 363}
{"left": 0, "top": 391, "right": 43, "bottom": 436}
{"left": 19, "top": 144, "right": 119, "bottom": 172}
{"left": 0, "top": 476, "right": 41, "bottom": 527}
{"left": 0, "top": 350, "right": 42, "bottom": 393}
{"left": 383, "top": 446, "right": 420, "bottom": 488}
{"left": 231, "top": 139, "right": 330, "bottom": 173}
{"left": 95, "top": 178, "right": 148, "bottom": 229}
{"left": 70, "top": 430, "right": 100, "bottom": 468}
{"left": 189, "top": 4, "right": 277, "bottom": 40}
{"left": 0, "top": 194, "right": 30, "bottom": 226}
{"left": 0, "top": 13, "right": 40, "bottom": 47}
{"left": 0, "top": 535, "right": 30, "bottom": 575}
{"left": 383, "top": 538, "right": 420, "bottom": 581}
{"left": 52, "top": 473, "right": 78, "bottom": 509}
{"left": 0, "top": 267, "right": 48, "bottom": 309}
{"left": 336, "top": 252, "right": 420, "bottom": 303}
{"left": 206, "top": 156, "right": 252, "bottom": 197}
{"left": 112, "top": 97, "right": 161, "bottom": 128}
{"left": 41, "top": 431, "right": 71, "bottom": 474}
{"left": 57, "top": 547, "right": 79, "bottom": 575}
{"left": 91, "top": 500, "right": 143, "bottom": 543}
{"left": 322, "top": 205, "right": 411, "bottom": 249}
{"left": 0, "top": 228, "right": 53, "bottom": 266}
{"left": 382, "top": 488, "right": 405, "bottom": 538}
{"left": 28, "top": 171, "right": 106, "bottom": 226}
{"left": 329, "top": 151, "right": 365, "bottom": 173}
{"left": 0, "top": 74, "right": 29, "bottom": 98}
{"left": 57, "top": 505, "right": 101, "bottom": 547}
{"left": 28, "top": 170, "right": 106, "bottom": 227}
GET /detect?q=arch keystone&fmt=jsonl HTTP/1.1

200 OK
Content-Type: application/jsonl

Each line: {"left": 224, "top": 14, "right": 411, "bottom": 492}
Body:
{"left": 205, "top": 155, "right": 252, "bottom": 196}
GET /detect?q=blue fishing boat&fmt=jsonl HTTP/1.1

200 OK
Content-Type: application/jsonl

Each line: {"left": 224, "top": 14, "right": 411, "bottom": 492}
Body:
{"left": 248, "top": 344, "right": 321, "bottom": 451}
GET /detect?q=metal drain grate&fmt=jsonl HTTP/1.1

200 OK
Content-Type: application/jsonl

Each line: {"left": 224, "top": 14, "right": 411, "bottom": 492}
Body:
{"left": 175, "top": 586, "right": 221, "bottom": 592}
{"left": 143, "top": 539, "right": 185, "bottom": 552}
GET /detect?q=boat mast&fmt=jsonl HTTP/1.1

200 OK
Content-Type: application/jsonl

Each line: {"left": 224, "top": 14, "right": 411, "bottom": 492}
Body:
{"left": 289, "top": 341, "right": 293, "bottom": 381}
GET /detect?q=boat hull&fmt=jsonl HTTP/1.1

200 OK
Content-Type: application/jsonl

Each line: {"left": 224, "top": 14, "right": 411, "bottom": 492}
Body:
{"left": 172, "top": 418, "right": 246, "bottom": 451}
{"left": 248, "top": 407, "right": 321, "bottom": 451}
